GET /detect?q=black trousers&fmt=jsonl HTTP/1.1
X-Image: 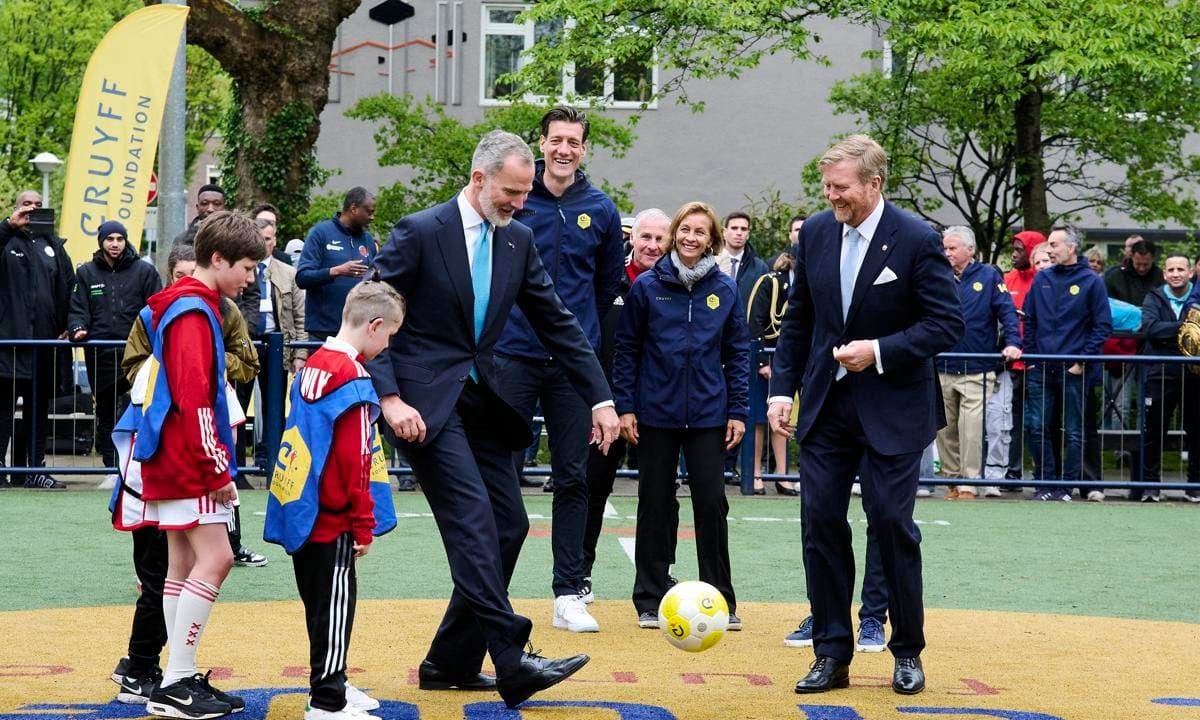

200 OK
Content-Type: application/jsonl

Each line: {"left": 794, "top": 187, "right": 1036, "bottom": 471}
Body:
{"left": 0, "top": 375, "right": 50, "bottom": 482}
{"left": 1007, "top": 369, "right": 1025, "bottom": 476}
{"left": 1138, "top": 368, "right": 1200, "bottom": 496}
{"left": 293, "top": 533, "right": 357, "bottom": 711}
{"left": 86, "top": 348, "right": 129, "bottom": 467}
{"left": 495, "top": 355, "right": 592, "bottom": 597}
{"left": 405, "top": 381, "right": 530, "bottom": 680}
{"left": 127, "top": 527, "right": 169, "bottom": 673}
{"left": 633, "top": 425, "right": 735, "bottom": 615}
{"left": 800, "top": 381, "right": 924, "bottom": 662}
{"left": 583, "top": 438, "right": 678, "bottom": 579}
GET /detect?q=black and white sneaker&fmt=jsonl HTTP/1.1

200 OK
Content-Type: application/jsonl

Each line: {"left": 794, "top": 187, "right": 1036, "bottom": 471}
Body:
{"left": 199, "top": 670, "right": 244, "bottom": 713}
{"left": 113, "top": 663, "right": 163, "bottom": 705}
{"left": 147, "top": 674, "right": 232, "bottom": 719}
{"left": 111, "top": 656, "right": 132, "bottom": 684}
{"left": 233, "top": 546, "right": 268, "bottom": 567}
{"left": 23, "top": 474, "right": 66, "bottom": 489}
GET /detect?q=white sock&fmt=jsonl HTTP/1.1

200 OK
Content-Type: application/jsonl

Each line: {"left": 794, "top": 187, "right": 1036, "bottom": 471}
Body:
{"left": 162, "top": 578, "right": 186, "bottom": 645}
{"left": 163, "top": 578, "right": 220, "bottom": 685}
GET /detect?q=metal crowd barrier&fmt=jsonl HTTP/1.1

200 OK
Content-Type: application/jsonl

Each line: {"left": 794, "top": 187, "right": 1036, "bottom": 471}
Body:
{"left": 4, "top": 337, "right": 1200, "bottom": 500}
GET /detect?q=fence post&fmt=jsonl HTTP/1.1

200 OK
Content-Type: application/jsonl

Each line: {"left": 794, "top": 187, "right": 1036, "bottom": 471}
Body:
{"left": 739, "top": 340, "right": 761, "bottom": 495}
{"left": 262, "top": 332, "right": 286, "bottom": 486}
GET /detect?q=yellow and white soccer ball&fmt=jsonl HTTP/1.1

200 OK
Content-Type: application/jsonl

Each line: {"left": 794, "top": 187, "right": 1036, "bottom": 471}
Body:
{"left": 658, "top": 580, "right": 729, "bottom": 652}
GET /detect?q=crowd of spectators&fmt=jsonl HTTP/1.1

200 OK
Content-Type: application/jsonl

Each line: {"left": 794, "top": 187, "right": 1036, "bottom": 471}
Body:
{"left": 3, "top": 180, "right": 1200, "bottom": 506}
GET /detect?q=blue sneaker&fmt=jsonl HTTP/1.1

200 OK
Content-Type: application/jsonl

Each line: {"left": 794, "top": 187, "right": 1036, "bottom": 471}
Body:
{"left": 855, "top": 616, "right": 886, "bottom": 652}
{"left": 783, "top": 615, "right": 813, "bottom": 648}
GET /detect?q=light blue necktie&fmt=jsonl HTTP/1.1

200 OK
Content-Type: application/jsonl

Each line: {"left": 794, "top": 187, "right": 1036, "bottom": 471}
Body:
{"left": 470, "top": 222, "right": 491, "bottom": 382}
{"left": 841, "top": 226, "right": 866, "bottom": 322}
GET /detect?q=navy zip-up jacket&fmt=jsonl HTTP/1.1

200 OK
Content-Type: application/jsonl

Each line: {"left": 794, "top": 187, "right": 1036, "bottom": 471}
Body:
{"left": 936, "top": 261, "right": 1021, "bottom": 375}
{"left": 1024, "top": 258, "right": 1112, "bottom": 381}
{"left": 497, "top": 161, "right": 624, "bottom": 359}
{"left": 612, "top": 255, "right": 750, "bottom": 429}
{"left": 296, "top": 215, "right": 377, "bottom": 335}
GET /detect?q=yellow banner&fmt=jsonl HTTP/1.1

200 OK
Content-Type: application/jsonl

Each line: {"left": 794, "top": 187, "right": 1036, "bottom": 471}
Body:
{"left": 59, "top": 5, "right": 188, "bottom": 264}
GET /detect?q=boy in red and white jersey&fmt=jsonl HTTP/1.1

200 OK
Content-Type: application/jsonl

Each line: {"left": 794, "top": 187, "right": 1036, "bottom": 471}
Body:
{"left": 137, "top": 212, "right": 266, "bottom": 720}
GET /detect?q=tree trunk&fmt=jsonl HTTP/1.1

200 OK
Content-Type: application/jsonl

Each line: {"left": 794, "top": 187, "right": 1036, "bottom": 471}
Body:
{"left": 146, "top": 0, "right": 362, "bottom": 225}
{"left": 1014, "top": 86, "right": 1049, "bottom": 234}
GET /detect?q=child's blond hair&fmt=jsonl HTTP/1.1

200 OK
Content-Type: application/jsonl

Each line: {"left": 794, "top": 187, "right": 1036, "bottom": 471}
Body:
{"left": 342, "top": 279, "right": 405, "bottom": 328}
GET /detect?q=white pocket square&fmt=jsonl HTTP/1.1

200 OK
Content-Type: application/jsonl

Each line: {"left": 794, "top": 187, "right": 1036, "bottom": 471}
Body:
{"left": 873, "top": 267, "right": 898, "bottom": 285}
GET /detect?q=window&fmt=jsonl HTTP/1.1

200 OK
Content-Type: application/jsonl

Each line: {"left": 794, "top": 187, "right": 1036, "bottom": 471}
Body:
{"left": 480, "top": 4, "right": 657, "bottom": 108}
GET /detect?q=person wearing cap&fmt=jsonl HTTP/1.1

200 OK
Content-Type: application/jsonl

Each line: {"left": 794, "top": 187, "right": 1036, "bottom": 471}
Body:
{"left": 1002, "top": 229, "right": 1045, "bottom": 483}
{"left": 68, "top": 220, "right": 162, "bottom": 484}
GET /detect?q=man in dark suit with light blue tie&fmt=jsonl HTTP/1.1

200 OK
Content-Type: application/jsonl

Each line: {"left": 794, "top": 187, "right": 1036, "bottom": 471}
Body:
{"left": 767, "top": 135, "right": 963, "bottom": 696}
{"left": 368, "top": 130, "right": 620, "bottom": 708}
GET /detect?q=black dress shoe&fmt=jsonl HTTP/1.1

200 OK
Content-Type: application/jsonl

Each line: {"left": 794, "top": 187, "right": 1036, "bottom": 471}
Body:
{"left": 892, "top": 656, "right": 925, "bottom": 695}
{"left": 417, "top": 660, "right": 497, "bottom": 691}
{"left": 794, "top": 656, "right": 850, "bottom": 694}
{"left": 775, "top": 481, "right": 799, "bottom": 496}
{"left": 397, "top": 476, "right": 417, "bottom": 492}
{"left": 519, "top": 475, "right": 543, "bottom": 488}
{"left": 497, "top": 649, "right": 590, "bottom": 708}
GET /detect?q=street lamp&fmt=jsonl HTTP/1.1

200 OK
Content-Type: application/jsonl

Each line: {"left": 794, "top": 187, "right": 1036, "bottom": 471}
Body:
{"left": 29, "top": 151, "right": 64, "bottom": 207}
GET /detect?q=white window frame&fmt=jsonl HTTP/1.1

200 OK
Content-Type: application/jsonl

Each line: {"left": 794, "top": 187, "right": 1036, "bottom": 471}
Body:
{"left": 479, "top": 3, "right": 658, "bottom": 109}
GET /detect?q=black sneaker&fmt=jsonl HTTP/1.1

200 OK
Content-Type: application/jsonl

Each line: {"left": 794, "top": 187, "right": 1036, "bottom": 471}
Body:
{"left": 727, "top": 613, "right": 743, "bottom": 631}
{"left": 24, "top": 474, "right": 66, "bottom": 489}
{"left": 111, "top": 656, "right": 132, "bottom": 683}
{"left": 397, "top": 476, "right": 417, "bottom": 491}
{"left": 638, "top": 611, "right": 660, "bottom": 629}
{"left": 542, "top": 478, "right": 556, "bottom": 492}
{"left": 233, "top": 547, "right": 267, "bottom": 567}
{"left": 147, "top": 674, "right": 231, "bottom": 719}
{"left": 115, "top": 665, "right": 163, "bottom": 705}
{"left": 199, "top": 670, "right": 244, "bottom": 713}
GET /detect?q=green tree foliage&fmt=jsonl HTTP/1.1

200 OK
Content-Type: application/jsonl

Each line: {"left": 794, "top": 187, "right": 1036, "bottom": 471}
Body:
{"left": 0, "top": 1, "right": 229, "bottom": 202}
{"left": 828, "top": 0, "right": 1200, "bottom": 262}
{"left": 310, "top": 95, "right": 636, "bottom": 238}
{"left": 515, "top": 0, "right": 851, "bottom": 109}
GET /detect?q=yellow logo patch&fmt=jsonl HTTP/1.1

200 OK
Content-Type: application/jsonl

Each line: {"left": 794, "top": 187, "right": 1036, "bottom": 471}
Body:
{"left": 370, "top": 436, "right": 389, "bottom": 484}
{"left": 998, "top": 283, "right": 1008, "bottom": 292}
{"left": 1069, "top": 284, "right": 1080, "bottom": 296}
{"left": 271, "top": 427, "right": 311, "bottom": 505}
{"left": 972, "top": 281, "right": 983, "bottom": 292}
{"left": 577, "top": 213, "right": 591, "bottom": 230}
{"left": 706, "top": 294, "right": 720, "bottom": 310}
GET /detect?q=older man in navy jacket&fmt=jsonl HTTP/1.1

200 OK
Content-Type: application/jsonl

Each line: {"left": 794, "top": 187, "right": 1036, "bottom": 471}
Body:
{"left": 936, "top": 226, "right": 1021, "bottom": 500}
{"left": 767, "top": 135, "right": 962, "bottom": 696}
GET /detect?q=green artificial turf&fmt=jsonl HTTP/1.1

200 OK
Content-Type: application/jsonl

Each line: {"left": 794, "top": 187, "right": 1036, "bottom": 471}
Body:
{"left": 2, "top": 490, "right": 1197, "bottom": 623}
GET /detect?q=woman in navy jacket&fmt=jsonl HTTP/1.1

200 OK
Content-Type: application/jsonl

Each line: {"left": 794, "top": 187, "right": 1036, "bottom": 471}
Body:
{"left": 613, "top": 201, "right": 750, "bottom": 629}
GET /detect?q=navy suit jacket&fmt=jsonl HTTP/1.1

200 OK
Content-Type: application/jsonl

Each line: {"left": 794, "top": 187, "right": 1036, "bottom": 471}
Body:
{"left": 367, "top": 197, "right": 612, "bottom": 450}
{"left": 768, "top": 201, "right": 963, "bottom": 455}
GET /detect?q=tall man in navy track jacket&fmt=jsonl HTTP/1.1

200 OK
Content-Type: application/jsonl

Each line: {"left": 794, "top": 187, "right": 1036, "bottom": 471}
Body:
{"left": 366, "top": 130, "right": 619, "bottom": 709}
{"left": 936, "top": 226, "right": 1021, "bottom": 500}
{"left": 1022, "top": 225, "right": 1111, "bottom": 502}
{"left": 493, "top": 107, "right": 625, "bottom": 634}
{"left": 296, "top": 187, "right": 378, "bottom": 341}
{"left": 767, "top": 136, "right": 963, "bottom": 696}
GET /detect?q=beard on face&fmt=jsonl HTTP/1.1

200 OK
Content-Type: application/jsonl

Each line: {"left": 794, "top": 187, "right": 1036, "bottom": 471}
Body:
{"left": 479, "top": 178, "right": 514, "bottom": 228}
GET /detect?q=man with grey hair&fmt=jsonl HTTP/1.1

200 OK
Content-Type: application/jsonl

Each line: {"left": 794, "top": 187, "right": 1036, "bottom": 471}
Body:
{"left": 581, "top": 206, "right": 671, "bottom": 592}
{"left": 368, "top": 129, "right": 618, "bottom": 708}
{"left": 935, "top": 226, "right": 1021, "bottom": 499}
{"left": 1022, "top": 224, "right": 1111, "bottom": 501}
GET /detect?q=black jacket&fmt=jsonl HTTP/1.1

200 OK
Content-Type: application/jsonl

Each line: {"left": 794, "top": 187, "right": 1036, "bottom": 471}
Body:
{"left": 68, "top": 246, "right": 162, "bottom": 341}
{"left": 1140, "top": 285, "right": 1190, "bottom": 377}
{"left": 1105, "top": 262, "right": 1163, "bottom": 307}
{"left": 0, "top": 219, "right": 75, "bottom": 379}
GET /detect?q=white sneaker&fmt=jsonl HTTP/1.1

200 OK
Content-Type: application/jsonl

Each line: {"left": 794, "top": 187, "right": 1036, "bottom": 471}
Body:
{"left": 305, "top": 702, "right": 380, "bottom": 720}
{"left": 553, "top": 594, "right": 600, "bottom": 632}
{"left": 344, "top": 684, "right": 379, "bottom": 712}
{"left": 916, "top": 487, "right": 932, "bottom": 498}
{"left": 98, "top": 473, "right": 119, "bottom": 490}
{"left": 982, "top": 486, "right": 1002, "bottom": 498}
{"left": 1087, "top": 490, "right": 1105, "bottom": 503}
{"left": 851, "top": 482, "right": 862, "bottom": 496}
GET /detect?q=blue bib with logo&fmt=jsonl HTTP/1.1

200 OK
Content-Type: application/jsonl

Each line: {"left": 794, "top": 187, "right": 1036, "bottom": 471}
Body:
{"left": 264, "top": 375, "right": 397, "bottom": 554}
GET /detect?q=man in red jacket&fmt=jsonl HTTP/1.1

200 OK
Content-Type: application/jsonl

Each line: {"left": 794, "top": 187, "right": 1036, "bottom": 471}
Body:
{"left": 1003, "top": 230, "right": 1045, "bottom": 482}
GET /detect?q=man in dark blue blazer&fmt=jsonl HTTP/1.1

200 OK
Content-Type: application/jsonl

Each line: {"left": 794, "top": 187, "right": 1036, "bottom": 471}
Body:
{"left": 368, "top": 130, "right": 620, "bottom": 709}
{"left": 767, "top": 135, "right": 963, "bottom": 696}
